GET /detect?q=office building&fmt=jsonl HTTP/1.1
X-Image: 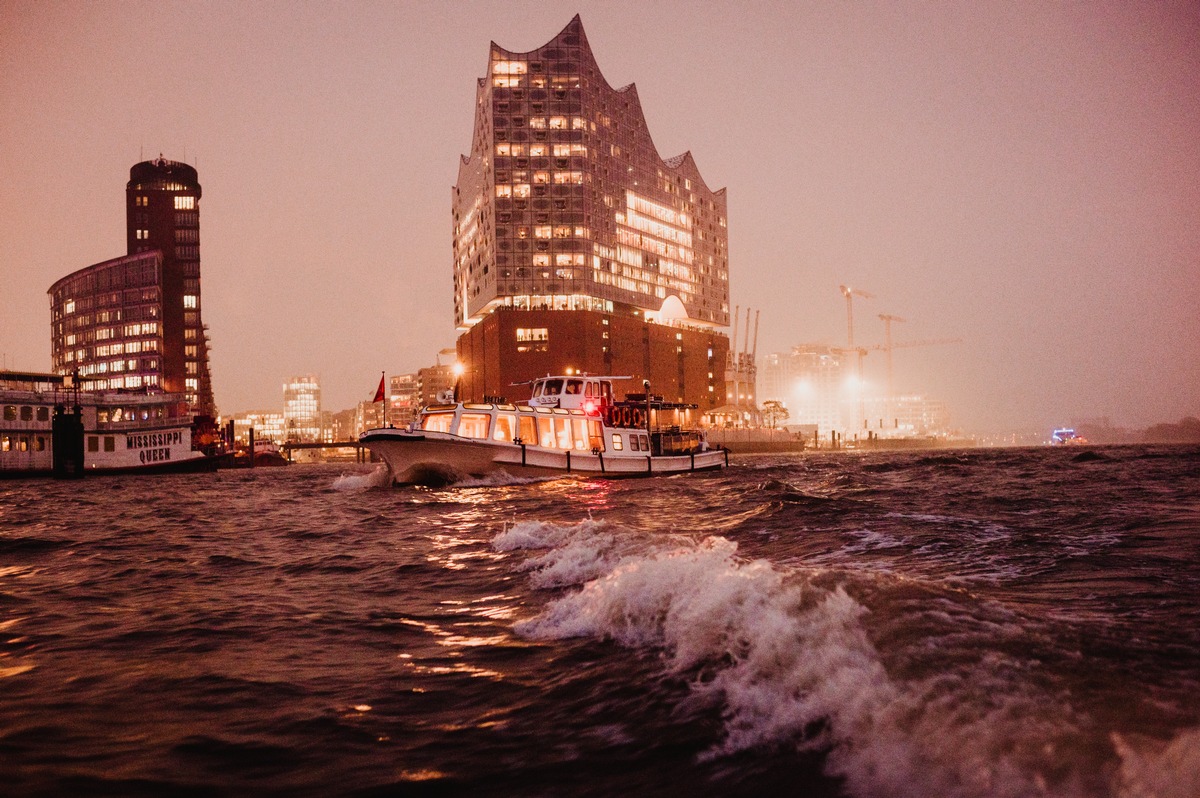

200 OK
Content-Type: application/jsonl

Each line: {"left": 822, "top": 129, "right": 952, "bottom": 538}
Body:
{"left": 48, "top": 157, "right": 215, "bottom": 417}
{"left": 759, "top": 345, "right": 847, "bottom": 436}
{"left": 283, "top": 375, "right": 321, "bottom": 443}
{"left": 453, "top": 16, "right": 730, "bottom": 406}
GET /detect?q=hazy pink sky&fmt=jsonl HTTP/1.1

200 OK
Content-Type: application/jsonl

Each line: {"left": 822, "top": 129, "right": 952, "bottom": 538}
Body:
{"left": 2, "top": 1, "right": 1197, "bottom": 433}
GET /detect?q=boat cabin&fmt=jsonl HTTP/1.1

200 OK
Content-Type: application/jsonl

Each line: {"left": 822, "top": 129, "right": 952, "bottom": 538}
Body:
{"left": 528, "top": 375, "right": 616, "bottom": 411}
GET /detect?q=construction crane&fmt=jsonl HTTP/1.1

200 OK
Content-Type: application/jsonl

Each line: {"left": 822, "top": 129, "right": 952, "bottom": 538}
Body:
{"left": 868, "top": 333, "right": 962, "bottom": 429}
{"left": 878, "top": 314, "right": 907, "bottom": 422}
{"left": 839, "top": 285, "right": 873, "bottom": 430}
{"left": 839, "top": 285, "right": 874, "bottom": 348}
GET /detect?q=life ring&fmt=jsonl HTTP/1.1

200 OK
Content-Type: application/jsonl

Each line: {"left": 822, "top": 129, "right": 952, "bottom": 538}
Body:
{"left": 619, "top": 407, "right": 631, "bottom": 427}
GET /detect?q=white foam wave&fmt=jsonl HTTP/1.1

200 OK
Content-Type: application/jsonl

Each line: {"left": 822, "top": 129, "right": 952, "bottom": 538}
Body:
{"left": 451, "top": 470, "right": 557, "bottom": 488}
{"left": 1114, "top": 726, "right": 1200, "bottom": 798}
{"left": 496, "top": 519, "right": 1130, "bottom": 798}
{"left": 331, "top": 466, "right": 390, "bottom": 491}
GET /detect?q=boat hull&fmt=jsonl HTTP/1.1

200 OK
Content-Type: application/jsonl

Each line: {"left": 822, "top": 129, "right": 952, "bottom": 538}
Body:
{"left": 360, "top": 429, "right": 727, "bottom": 486}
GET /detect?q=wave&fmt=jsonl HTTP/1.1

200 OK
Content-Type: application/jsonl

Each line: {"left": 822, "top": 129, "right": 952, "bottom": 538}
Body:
{"left": 494, "top": 519, "right": 1165, "bottom": 798}
{"left": 1113, "top": 726, "right": 1200, "bottom": 798}
{"left": 451, "top": 470, "right": 558, "bottom": 488}
{"left": 330, "top": 466, "right": 390, "bottom": 491}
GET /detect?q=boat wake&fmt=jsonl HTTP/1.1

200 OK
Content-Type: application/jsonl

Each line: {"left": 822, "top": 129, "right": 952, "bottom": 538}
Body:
{"left": 330, "top": 466, "right": 391, "bottom": 491}
{"left": 452, "top": 470, "right": 559, "bottom": 488}
{"left": 493, "top": 518, "right": 1200, "bottom": 798}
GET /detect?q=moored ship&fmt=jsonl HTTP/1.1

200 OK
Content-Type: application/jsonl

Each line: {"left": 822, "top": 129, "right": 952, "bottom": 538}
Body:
{"left": 360, "top": 375, "right": 727, "bottom": 486}
{"left": 1, "top": 370, "right": 217, "bottom": 477}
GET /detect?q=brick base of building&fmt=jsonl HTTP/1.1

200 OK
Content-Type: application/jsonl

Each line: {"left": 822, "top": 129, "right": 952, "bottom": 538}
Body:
{"left": 455, "top": 309, "right": 728, "bottom": 409}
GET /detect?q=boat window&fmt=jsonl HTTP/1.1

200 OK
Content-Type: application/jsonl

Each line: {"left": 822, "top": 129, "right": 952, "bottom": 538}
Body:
{"left": 2, "top": 406, "right": 14, "bottom": 421}
{"left": 630, "top": 434, "right": 641, "bottom": 452}
{"left": 459, "top": 413, "right": 491, "bottom": 439}
{"left": 588, "top": 420, "right": 604, "bottom": 451}
{"left": 35, "top": 436, "right": 46, "bottom": 451}
{"left": 540, "top": 379, "right": 563, "bottom": 396}
{"left": 639, "top": 434, "right": 650, "bottom": 451}
{"left": 518, "top": 415, "right": 536, "bottom": 445}
{"left": 571, "top": 418, "right": 589, "bottom": 450}
{"left": 493, "top": 414, "right": 517, "bottom": 442}
{"left": 422, "top": 413, "right": 454, "bottom": 433}
{"left": 552, "top": 417, "right": 572, "bottom": 449}
{"left": 36, "top": 407, "right": 49, "bottom": 421}
{"left": 88, "top": 436, "right": 100, "bottom": 452}
{"left": 16, "top": 436, "right": 28, "bottom": 452}
{"left": 536, "top": 417, "right": 556, "bottom": 448}
{"left": 565, "top": 379, "right": 583, "bottom": 395}
{"left": 104, "top": 436, "right": 115, "bottom": 452}
{"left": 0, "top": 435, "right": 9, "bottom": 452}
{"left": 611, "top": 433, "right": 623, "bottom": 451}
{"left": 20, "top": 406, "right": 32, "bottom": 421}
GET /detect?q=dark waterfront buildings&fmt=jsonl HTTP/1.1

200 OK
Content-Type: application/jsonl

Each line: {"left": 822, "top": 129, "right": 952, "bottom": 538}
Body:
{"left": 453, "top": 16, "right": 730, "bottom": 405}
{"left": 48, "top": 158, "right": 215, "bottom": 417}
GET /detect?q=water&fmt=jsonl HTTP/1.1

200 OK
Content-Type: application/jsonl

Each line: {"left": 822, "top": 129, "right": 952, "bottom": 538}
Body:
{"left": 2, "top": 445, "right": 1198, "bottom": 797}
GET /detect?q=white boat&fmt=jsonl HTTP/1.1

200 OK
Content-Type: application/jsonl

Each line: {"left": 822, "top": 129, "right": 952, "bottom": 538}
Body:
{"left": 359, "top": 375, "right": 728, "bottom": 486}
{"left": 1, "top": 370, "right": 216, "bottom": 477}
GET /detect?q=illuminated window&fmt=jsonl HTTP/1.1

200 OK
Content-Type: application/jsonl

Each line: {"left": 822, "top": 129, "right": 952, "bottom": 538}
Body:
{"left": 529, "top": 143, "right": 548, "bottom": 156}
{"left": 458, "top": 413, "right": 490, "bottom": 439}
{"left": 529, "top": 117, "right": 546, "bottom": 129}
{"left": 183, "top": 295, "right": 197, "bottom": 309}
{"left": 534, "top": 226, "right": 552, "bottom": 239}
{"left": 611, "top": 433, "right": 624, "bottom": 451}
{"left": 492, "top": 60, "right": 527, "bottom": 75}
{"left": 512, "top": 184, "right": 530, "bottom": 198}
{"left": 421, "top": 413, "right": 454, "bottom": 433}
{"left": 516, "top": 328, "right": 549, "bottom": 342}
{"left": 495, "top": 185, "right": 512, "bottom": 198}
{"left": 174, "top": 196, "right": 195, "bottom": 210}
{"left": 533, "top": 171, "right": 549, "bottom": 184}
{"left": 549, "top": 116, "right": 567, "bottom": 130}
{"left": 492, "top": 414, "right": 517, "bottom": 442}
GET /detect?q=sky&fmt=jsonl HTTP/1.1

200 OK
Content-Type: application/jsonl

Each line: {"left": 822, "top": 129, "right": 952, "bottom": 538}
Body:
{"left": 2, "top": 0, "right": 1197, "bottom": 434}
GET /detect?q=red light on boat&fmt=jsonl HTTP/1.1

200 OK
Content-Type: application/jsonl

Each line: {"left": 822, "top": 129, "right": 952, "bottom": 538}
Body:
{"left": 584, "top": 400, "right": 597, "bottom": 414}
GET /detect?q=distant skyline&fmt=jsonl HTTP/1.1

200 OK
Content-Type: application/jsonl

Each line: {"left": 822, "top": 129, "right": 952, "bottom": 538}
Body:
{"left": 2, "top": 1, "right": 1197, "bottom": 432}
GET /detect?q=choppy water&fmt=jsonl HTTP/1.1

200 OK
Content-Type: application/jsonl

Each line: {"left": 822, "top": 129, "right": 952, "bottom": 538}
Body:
{"left": 2, "top": 445, "right": 1198, "bottom": 797}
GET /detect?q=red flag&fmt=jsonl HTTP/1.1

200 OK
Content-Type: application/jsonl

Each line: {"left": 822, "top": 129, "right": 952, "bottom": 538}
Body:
{"left": 372, "top": 373, "right": 385, "bottom": 403}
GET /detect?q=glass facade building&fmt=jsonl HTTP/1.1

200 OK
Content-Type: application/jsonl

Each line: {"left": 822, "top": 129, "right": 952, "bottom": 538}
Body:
{"left": 452, "top": 16, "right": 731, "bottom": 406}
{"left": 282, "top": 375, "right": 321, "bottom": 443}
{"left": 454, "top": 15, "right": 729, "bottom": 328}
